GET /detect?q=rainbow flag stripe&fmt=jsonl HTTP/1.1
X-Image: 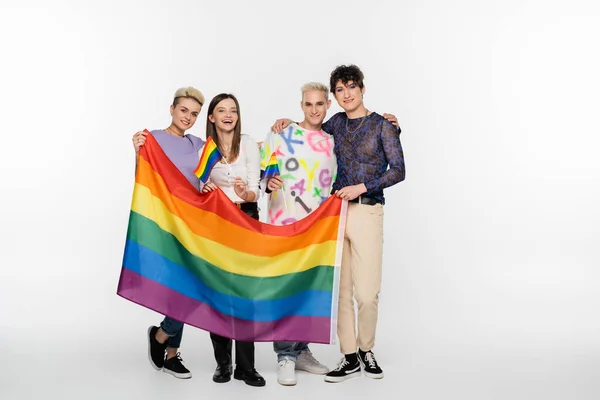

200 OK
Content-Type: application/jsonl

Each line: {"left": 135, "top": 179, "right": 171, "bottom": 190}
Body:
{"left": 263, "top": 152, "right": 280, "bottom": 180}
{"left": 193, "top": 136, "right": 221, "bottom": 183}
{"left": 117, "top": 133, "right": 347, "bottom": 343}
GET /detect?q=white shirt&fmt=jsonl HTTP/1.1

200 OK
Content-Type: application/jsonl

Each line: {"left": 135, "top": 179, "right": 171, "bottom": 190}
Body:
{"left": 204, "top": 134, "right": 261, "bottom": 203}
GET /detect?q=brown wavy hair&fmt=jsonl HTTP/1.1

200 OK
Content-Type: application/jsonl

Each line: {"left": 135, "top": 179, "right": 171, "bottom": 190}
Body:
{"left": 205, "top": 93, "right": 242, "bottom": 161}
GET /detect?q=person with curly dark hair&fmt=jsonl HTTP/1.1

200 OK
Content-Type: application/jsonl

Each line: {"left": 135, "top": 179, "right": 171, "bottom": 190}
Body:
{"left": 271, "top": 64, "right": 405, "bottom": 383}
{"left": 321, "top": 64, "right": 405, "bottom": 383}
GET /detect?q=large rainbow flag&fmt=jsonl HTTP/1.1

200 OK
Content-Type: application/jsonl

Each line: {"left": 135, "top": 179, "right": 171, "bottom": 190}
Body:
{"left": 117, "top": 133, "right": 347, "bottom": 344}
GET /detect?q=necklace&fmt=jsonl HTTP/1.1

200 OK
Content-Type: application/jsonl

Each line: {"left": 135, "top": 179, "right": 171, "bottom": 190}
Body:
{"left": 345, "top": 109, "right": 369, "bottom": 134}
{"left": 165, "top": 126, "right": 183, "bottom": 137}
{"left": 219, "top": 145, "right": 233, "bottom": 163}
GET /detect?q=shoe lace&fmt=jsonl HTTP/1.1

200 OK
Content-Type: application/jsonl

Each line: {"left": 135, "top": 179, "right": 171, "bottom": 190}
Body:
{"left": 173, "top": 352, "right": 185, "bottom": 363}
{"left": 333, "top": 357, "right": 349, "bottom": 371}
{"left": 364, "top": 351, "right": 377, "bottom": 369}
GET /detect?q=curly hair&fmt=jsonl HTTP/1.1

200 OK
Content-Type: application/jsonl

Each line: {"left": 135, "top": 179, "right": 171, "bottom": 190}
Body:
{"left": 329, "top": 64, "right": 365, "bottom": 93}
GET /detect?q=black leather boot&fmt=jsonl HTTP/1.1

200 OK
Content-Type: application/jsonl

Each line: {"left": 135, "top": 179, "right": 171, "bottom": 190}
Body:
{"left": 213, "top": 363, "right": 233, "bottom": 383}
{"left": 233, "top": 368, "right": 266, "bottom": 387}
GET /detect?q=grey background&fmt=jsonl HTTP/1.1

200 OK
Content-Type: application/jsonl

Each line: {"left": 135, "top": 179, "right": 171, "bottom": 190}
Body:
{"left": 1, "top": 0, "right": 598, "bottom": 399}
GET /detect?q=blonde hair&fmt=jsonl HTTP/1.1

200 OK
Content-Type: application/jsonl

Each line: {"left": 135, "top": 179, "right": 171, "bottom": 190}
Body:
{"left": 301, "top": 82, "right": 329, "bottom": 99}
{"left": 173, "top": 86, "right": 205, "bottom": 107}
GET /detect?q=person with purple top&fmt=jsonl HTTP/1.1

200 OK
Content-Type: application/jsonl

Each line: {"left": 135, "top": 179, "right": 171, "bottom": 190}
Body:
{"left": 132, "top": 86, "right": 205, "bottom": 379}
{"left": 271, "top": 65, "right": 406, "bottom": 383}
{"left": 321, "top": 65, "right": 405, "bottom": 382}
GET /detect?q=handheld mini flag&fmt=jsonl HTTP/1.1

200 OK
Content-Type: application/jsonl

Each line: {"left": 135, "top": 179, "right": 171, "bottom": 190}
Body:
{"left": 194, "top": 137, "right": 221, "bottom": 183}
{"left": 263, "top": 152, "right": 280, "bottom": 180}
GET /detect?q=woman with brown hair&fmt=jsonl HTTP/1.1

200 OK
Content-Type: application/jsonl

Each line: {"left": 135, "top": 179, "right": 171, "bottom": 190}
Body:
{"left": 200, "top": 93, "right": 265, "bottom": 387}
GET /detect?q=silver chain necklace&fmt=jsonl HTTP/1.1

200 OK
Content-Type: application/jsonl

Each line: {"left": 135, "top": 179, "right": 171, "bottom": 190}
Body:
{"left": 345, "top": 109, "right": 369, "bottom": 134}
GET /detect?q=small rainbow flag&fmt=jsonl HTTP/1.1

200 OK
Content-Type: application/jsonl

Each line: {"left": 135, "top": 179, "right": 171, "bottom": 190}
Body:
{"left": 193, "top": 137, "right": 221, "bottom": 183}
{"left": 263, "top": 152, "right": 280, "bottom": 180}
{"left": 117, "top": 133, "right": 347, "bottom": 343}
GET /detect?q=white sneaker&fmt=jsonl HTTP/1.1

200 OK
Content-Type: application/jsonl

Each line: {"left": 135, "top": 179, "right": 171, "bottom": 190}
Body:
{"left": 277, "top": 358, "right": 297, "bottom": 386}
{"left": 295, "top": 350, "right": 329, "bottom": 374}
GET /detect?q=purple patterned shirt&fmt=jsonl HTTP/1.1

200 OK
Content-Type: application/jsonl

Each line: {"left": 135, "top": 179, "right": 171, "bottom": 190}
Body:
{"left": 322, "top": 112, "right": 405, "bottom": 204}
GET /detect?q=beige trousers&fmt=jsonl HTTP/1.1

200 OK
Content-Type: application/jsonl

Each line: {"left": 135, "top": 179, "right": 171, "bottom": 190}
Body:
{"left": 337, "top": 201, "right": 384, "bottom": 354}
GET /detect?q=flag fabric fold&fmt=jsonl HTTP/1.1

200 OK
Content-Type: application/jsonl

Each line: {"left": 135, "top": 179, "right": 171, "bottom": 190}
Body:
{"left": 117, "top": 132, "right": 347, "bottom": 344}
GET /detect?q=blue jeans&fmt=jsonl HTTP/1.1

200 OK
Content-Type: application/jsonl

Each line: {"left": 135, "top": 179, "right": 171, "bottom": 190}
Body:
{"left": 273, "top": 341, "right": 309, "bottom": 361}
{"left": 160, "top": 317, "right": 184, "bottom": 349}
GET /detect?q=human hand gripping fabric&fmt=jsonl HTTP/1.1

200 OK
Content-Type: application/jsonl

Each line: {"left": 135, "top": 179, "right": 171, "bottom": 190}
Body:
{"left": 382, "top": 113, "right": 399, "bottom": 127}
{"left": 335, "top": 183, "right": 367, "bottom": 201}
{"left": 132, "top": 130, "right": 148, "bottom": 154}
{"left": 270, "top": 119, "right": 293, "bottom": 134}
{"left": 201, "top": 182, "right": 218, "bottom": 193}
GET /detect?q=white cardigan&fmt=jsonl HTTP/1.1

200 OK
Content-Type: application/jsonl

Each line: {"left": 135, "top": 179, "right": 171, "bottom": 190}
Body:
{"left": 205, "top": 134, "right": 261, "bottom": 203}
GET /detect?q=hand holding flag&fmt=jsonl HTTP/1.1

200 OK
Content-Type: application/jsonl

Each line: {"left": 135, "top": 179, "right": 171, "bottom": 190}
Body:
{"left": 263, "top": 152, "right": 288, "bottom": 211}
{"left": 263, "top": 152, "right": 280, "bottom": 181}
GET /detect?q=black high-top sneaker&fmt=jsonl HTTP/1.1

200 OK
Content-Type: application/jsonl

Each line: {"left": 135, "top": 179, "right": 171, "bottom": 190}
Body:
{"left": 358, "top": 349, "right": 384, "bottom": 379}
{"left": 324, "top": 353, "right": 361, "bottom": 383}
{"left": 147, "top": 326, "right": 167, "bottom": 370}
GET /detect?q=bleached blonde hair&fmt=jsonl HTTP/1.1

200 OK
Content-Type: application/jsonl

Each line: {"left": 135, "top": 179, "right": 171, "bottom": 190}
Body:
{"left": 301, "top": 82, "right": 329, "bottom": 99}
{"left": 173, "top": 86, "right": 205, "bottom": 107}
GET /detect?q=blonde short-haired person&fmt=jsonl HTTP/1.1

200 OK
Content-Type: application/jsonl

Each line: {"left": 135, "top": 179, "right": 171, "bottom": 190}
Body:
{"left": 271, "top": 65, "right": 405, "bottom": 383}
{"left": 200, "top": 93, "right": 265, "bottom": 387}
{"left": 132, "top": 86, "right": 205, "bottom": 380}
{"left": 262, "top": 82, "right": 335, "bottom": 386}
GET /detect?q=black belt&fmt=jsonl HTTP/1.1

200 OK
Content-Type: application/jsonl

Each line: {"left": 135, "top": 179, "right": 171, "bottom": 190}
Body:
{"left": 349, "top": 196, "right": 382, "bottom": 206}
{"left": 236, "top": 202, "right": 258, "bottom": 212}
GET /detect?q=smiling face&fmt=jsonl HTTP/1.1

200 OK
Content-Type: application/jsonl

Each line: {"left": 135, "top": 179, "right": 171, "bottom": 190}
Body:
{"left": 170, "top": 97, "right": 202, "bottom": 131}
{"left": 208, "top": 98, "right": 239, "bottom": 134}
{"left": 333, "top": 80, "right": 365, "bottom": 114}
{"left": 300, "top": 90, "right": 330, "bottom": 129}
